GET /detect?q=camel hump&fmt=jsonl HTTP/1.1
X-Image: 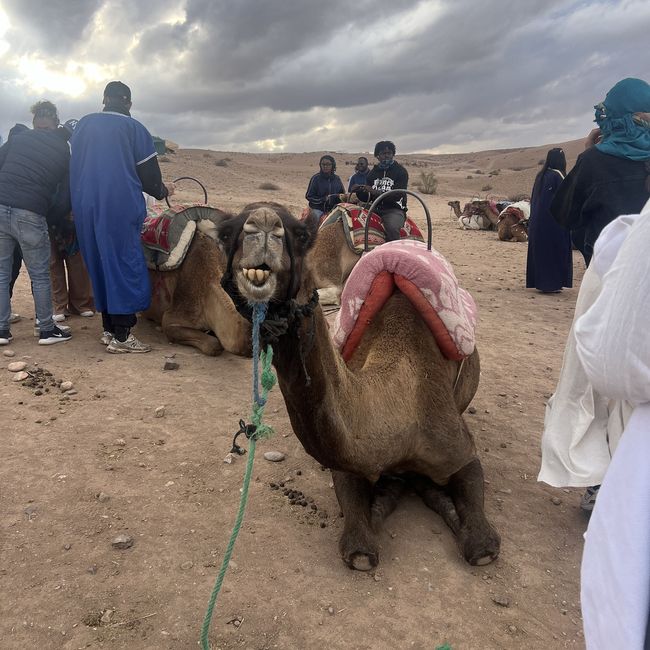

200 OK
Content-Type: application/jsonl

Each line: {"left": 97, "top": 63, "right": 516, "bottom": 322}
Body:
{"left": 331, "top": 240, "right": 477, "bottom": 362}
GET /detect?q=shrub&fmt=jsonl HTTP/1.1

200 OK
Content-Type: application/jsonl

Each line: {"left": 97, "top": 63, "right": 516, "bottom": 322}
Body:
{"left": 474, "top": 169, "right": 483, "bottom": 174}
{"left": 481, "top": 184, "right": 493, "bottom": 192}
{"left": 489, "top": 169, "right": 500, "bottom": 176}
{"left": 466, "top": 175, "right": 474, "bottom": 179}
{"left": 418, "top": 171, "right": 438, "bottom": 195}
{"left": 214, "top": 158, "right": 229, "bottom": 167}
{"left": 158, "top": 155, "right": 170, "bottom": 163}
{"left": 537, "top": 159, "right": 545, "bottom": 165}
{"left": 258, "top": 182, "right": 280, "bottom": 191}
{"left": 203, "top": 152, "right": 212, "bottom": 158}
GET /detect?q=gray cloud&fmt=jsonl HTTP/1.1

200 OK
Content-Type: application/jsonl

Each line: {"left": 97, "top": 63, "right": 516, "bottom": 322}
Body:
{"left": 1, "top": 0, "right": 649, "bottom": 152}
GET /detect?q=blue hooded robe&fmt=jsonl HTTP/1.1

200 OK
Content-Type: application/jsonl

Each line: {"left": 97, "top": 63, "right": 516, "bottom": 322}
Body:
{"left": 70, "top": 112, "right": 156, "bottom": 314}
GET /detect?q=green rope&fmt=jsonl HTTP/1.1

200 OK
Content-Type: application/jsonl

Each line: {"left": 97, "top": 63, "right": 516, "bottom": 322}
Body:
{"left": 200, "top": 304, "right": 276, "bottom": 650}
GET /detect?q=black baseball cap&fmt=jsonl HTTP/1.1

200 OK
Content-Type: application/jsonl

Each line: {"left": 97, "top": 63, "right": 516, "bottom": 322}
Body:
{"left": 103, "top": 81, "right": 131, "bottom": 102}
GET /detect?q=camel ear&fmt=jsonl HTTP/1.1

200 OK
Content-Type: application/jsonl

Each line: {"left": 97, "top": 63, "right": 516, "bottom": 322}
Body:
{"left": 290, "top": 210, "right": 319, "bottom": 255}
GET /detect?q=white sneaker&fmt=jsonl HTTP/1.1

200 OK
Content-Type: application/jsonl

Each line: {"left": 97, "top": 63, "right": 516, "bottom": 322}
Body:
{"left": 80, "top": 311, "right": 94, "bottom": 317}
{"left": 53, "top": 314, "right": 66, "bottom": 322}
{"left": 9, "top": 312, "right": 21, "bottom": 324}
{"left": 106, "top": 334, "right": 152, "bottom": 354}
{"left": 100, "top": 331, "right": 113, "bottom": 345}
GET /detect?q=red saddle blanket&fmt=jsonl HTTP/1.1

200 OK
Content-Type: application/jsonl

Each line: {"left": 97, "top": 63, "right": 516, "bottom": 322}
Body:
{"left": 319, "top": 202, "right": 423, "bottom": 253}
{"left": 141, "top": 203, "right": 223, "bottom": 270}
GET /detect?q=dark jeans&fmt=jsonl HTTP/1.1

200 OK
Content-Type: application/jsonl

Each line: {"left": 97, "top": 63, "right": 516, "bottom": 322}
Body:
{"left": 102, "top": 312, "right": 137, "bottom": 342}
{"left": 380, "top": 208, "right": 407, "bottom": 242}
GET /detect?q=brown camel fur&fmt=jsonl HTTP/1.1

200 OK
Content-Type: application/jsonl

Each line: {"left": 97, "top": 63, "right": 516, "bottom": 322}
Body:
{"left": 143, "top": 229, "right": 251, "bottom": 357}
{"left": 448, "top": 200, "right": 497, "bottom": 230}
{"left": 217, "top": 201, "right": 500, "bottom": 571}
{"left": 309, "top": 218, "right": 361, "bottom": 305}
{"left": 497, "top": 213, "right": 529, "bottom": 242}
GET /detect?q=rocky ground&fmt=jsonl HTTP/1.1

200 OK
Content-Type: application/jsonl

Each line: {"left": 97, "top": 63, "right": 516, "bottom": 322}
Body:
{"left": 1, "top": 144, "right": 589, "bottom": 649}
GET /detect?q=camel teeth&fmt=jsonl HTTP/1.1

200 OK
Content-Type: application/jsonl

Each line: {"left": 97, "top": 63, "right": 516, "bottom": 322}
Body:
{"left": 255, "top": 268, "right": 265, "bottom": 282}
{"left": 262, "top": 270, "right": 270, "bottom": 280}
{"left": 247, "top": 268, "right": 257, "bottom": 281}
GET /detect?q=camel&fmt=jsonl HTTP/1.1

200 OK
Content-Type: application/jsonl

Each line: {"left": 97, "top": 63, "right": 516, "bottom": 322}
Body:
{"left": 496, "top": 201, "right": 530, "bottom": 242}
{"left": 217, "top": 201, "right": 500, "bottom": 571}
{"left": 309, "top": 218, "right": 364, "bottom": 305}
{"left": 143, "top": 217, "right": 251, "bottom": 357}
{"left": 448, "top": 200, "right": 499, "bottom": 230}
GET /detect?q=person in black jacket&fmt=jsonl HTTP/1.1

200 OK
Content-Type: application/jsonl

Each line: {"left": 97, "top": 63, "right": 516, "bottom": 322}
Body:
{"left": 0, "top": 101, "right": 72, "bottom": 345}
{"left": 551, "top": 78, "right": 650, "bottom": 266}
{"left": 354, "top": 140, "right": 409, "bottom": 241}
{"left": 305, "top": 155, "right": 345, "bottom": 217}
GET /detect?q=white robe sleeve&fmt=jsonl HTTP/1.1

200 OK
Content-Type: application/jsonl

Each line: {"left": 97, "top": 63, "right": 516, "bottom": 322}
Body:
{"left": 575, "top": 210, "right": 650, "bottom": 405}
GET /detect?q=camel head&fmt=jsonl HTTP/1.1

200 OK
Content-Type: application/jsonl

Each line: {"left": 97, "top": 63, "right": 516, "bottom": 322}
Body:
{"left": 217, "top": 202, "right": 320, "bottom": 309}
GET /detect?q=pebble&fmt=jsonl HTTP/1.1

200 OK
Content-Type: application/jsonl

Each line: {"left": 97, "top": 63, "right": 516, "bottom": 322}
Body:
{"left": 492, "top": 595, "right": 510, "bottom": 607}
{"left": 163, "top": 360, "right": 179, "bottom": 371}
{"left": 114, "top": 438, "right": 126, "bottom": 447}
{"left": 65, "top": 389, "right": 78, "bottom": 396}
{"left": 97, "top": 492, "right": 110, "bottom": 503}
{"left": 3, "top": 350, "right": 15, "bottom": 357}
{"left": 468, "top": 406, "right": 477, "bottom": 414}
{"left": 63, "top": 543, "right": 72, "bottom": 551}
{"left": 60, "top": 381, "right": 73, "bottom": 391}
{"left": 12, "top": 371, "right": 29, "bottom": 382}
{"left": 7, "top": 361, "right": 27, "bottom": 372}
{"left": 263, "top": 451, "right": 286, "bottom": 462}
{"left": 111, "top": 534, "right": 134, "bottom": 550}
{"left": 551, "top": 496, "right": 562, "bottom": 506}
{"left": 100, "top": 610, "right": 114, "bottom": 624}
{"left": 223, "top": 453, "right": 235, "bottom": 464}
{"left": 154, "top": 406, "right": 165, "bottom": 418}
{"left": 180, "top": 560, "right": 193, "bottom": 570}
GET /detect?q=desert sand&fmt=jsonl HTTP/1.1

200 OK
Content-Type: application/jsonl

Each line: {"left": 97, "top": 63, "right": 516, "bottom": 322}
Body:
{"left": 2, "top": 140, "right": 589, "bottom": 649}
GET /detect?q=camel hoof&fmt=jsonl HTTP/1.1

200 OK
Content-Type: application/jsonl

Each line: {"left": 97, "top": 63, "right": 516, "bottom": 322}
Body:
{"left": 459, "top": 523, "right": 501, "bottom": 566}
{"left": 473, "top": 554, "right": 498, "bottom": 566}
{"left": 347, "top": 552, "right": 378, "bottom": 572}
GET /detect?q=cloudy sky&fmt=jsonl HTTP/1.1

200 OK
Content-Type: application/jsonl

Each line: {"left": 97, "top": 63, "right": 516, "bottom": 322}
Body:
{"left": 0, "top": 0, "right": 647, "bottom": 153}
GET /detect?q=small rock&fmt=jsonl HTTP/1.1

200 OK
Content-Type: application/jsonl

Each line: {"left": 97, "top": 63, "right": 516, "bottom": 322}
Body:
{"left": 498, "top": 488, "right": 512, "bottom": 495}
{"left": 8, "top": 361, "right": 27, "bottom": 372}
{"left": 100, "top": 610, "right": 114, "bottom": 624}
{"left": 111, "top": 534, "right": 134, "bottom": 550}
{"left": 263, "top": 451, "right": 286, "bottom": 462}
{"left": 12, "top": 371, "right": 29, "bottom": 382}
{"left": 551, "top": 496, "right": 562, "bottom": 506}
{"left": 163, "top": 360, "right": 179, "bottom": 371}
{"left": 63, "top": 543, "right": 72, "bottom": 551}
{"left": 492, "top": 595, "right": 510, "bottom": 607}
{"left": 327, "top": 607, "right": 335, "bottom": 616}
{"left": 87, "top": 565, "right": 98, "bottom": 575}
{"left": 467, "top": 406, "right": 477, "bottom": 414}
{"left": 180, "top": 560, "right": 193, "bottom": 570}
{"left": 34, "top": 389, "right": 43, "bottom": 396}
{"left": 154, "top": 406, "right": 165, "bottom": 418}
{"left": 114, "top": 438, "right": 126, "bottom": 447}
{"left": 97, "top": 492, "right": 110, "bottom": 503}
{"left": 65, "top": 389, "right": 78, "bottom": 396}
{"left": 223, "top": 453, "right": 235, "bottom": 464}
{"left": 60, "top": 381, "right": 74, "bottom": 391}
{"left": 3, "top": 350, "right": 16, "bottom": 357}
{"left": 508, "top": 625, "right": 517, "bottom": 634}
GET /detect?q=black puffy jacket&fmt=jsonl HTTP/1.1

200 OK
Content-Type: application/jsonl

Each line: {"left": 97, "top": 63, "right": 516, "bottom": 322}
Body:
{"left": 0, "top": 127, "right": 71, "bottom": 216}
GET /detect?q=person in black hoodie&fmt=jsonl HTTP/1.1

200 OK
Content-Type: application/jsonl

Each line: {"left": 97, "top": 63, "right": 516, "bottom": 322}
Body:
{"left": 0, "top": 101, "right": 72, "bottom": 345}
{"left": 354, "top": 140, "right": 409, "bottom": 241}
{"left": 305, "top": 155, "right": 345, "bottom": 217}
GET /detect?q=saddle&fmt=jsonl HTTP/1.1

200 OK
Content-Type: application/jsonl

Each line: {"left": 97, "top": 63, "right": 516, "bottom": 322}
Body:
{"left": 319, "top": 202, "right": 423, "bottom": 253}
{"left": 141, "top": 203, "right": 225, "bottom": 270}
{"left": 331, "top": 240, "right": 477, "bottom": 362}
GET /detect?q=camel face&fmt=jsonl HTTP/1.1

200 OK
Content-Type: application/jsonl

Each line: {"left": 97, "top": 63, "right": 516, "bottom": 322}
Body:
{"left": 218, "top": 202, "right": 319, "bottom": 305}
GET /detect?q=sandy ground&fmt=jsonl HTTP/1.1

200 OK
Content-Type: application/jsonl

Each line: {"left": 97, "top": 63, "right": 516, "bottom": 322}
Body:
{"left": 1, "top": 143, "right": 589, "bottom": 649}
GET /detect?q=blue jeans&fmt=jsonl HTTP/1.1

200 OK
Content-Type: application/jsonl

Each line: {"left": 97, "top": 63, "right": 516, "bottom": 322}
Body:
{"left": 0, "top": 204, "right": 54, "bottom": 331}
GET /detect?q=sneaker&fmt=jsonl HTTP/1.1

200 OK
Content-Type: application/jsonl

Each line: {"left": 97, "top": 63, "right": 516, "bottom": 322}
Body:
{"left": 0, "top": 330, "right": 13, "bottom": 345}
{"left": 53, "top": 313, "right": 66, "bottom": 322}
{"left": 106, "top": 334, "right": 151, "bottom": 354}
{"left": 9, "top": 312, "right": 21, "bottom": 324}
{"left": 35, "top": 322, "right": 71, "bottom": 337}
{"left": 80, "top": 311, "right": 95, "bottom": 318}
{"left": 100, "top": 331, "right": 113, "bottom": 345}
{"left": 580, "top": 485, "right": 600, "bottom": 513}
{"left": 38, "top": 325, "right": 72, "bottom": 345}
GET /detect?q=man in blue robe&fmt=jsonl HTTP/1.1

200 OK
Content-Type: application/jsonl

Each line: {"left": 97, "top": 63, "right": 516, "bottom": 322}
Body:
{"left": 70, "top": 81, "right": 174, "bottom": 353}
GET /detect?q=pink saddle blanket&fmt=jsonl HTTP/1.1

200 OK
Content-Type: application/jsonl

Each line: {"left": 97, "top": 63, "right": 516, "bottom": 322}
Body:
{"left": 331, "top": 240, "right": 477, "bottom": 361}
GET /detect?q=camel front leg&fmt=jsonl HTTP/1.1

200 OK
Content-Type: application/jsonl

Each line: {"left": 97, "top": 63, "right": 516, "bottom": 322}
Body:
{"left": 161, "top": 313, "right": 224, "bottom": 356}
{"left": 332, "top": 471, "right": 379, "bottom": 571}
{"left": 448, "top": 458, "right": 501, "bottom": 566}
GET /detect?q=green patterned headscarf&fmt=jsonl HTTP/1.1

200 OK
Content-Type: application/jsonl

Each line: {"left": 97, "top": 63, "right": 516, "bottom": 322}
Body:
{"left": 594, "top": 78, "right": 650, "bottom": 161}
